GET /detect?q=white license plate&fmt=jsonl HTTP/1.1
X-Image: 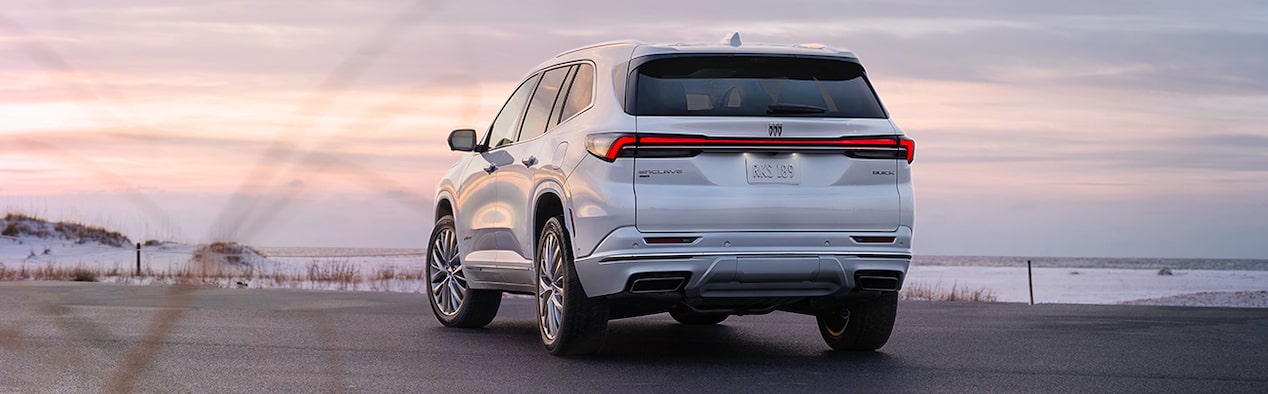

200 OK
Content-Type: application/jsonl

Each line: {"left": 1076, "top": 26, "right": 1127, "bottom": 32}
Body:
{"left": 746, "top": 156, "right": 800, "bottom": 185}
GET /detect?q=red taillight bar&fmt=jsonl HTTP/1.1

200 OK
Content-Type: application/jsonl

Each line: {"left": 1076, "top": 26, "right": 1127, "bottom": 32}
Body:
{"left": 595, "top": 134, "right": 915, "bottom": 163}
{"left": 637, "top": 136, "right": 899, "bottom": 148}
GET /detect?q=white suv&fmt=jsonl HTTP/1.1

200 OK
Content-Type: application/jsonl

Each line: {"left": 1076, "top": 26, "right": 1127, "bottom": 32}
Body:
{"left": 428, "top": 34, "right": 915, "bottom": 355}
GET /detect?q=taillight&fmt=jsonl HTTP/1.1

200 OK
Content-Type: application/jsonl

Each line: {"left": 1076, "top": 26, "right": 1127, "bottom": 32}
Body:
{"left": 899, "top": 137, "right": 915, "bottom": 164}
{"left": 585, "top": 133, "right": 915, "bottom": 163}
{"left": 585, "top": 133, "right": 637, "bottom": 161}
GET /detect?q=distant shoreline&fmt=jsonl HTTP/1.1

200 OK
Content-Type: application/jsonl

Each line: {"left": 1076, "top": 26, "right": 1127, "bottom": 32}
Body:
{"left": 911, "top": 255, "right": 1268, "bottom": 271}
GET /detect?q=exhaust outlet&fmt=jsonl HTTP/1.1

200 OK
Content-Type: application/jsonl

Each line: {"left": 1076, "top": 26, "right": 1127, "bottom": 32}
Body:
{"left": 856, "top": 276, "right": 900, "bottom": 291}
{"left": 854, "top": 270, "right": 903, "bottom": 291}
{"left": 629, "top": 277, "right": 686, "bottom": 293}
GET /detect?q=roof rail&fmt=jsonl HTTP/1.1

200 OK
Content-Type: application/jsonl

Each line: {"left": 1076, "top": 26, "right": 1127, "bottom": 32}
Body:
{"left": 556, "top": 40, "right": 641, "bottom": 58}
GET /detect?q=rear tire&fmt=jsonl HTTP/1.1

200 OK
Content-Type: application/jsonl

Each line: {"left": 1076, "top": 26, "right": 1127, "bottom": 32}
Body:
{"left": 536, "top": 216, "right": 609, "bottom": 356}
{"left": 816, "top": 292, "right": 898, "bottom": 351}
{"left": 669, "top": 310, "right": 729, "bottom": 325}
{"left": 426, "top": 215, "right": 501, "bottom": 328}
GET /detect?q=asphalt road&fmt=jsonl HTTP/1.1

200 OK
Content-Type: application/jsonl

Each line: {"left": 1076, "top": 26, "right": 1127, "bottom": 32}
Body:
{"left": 1, "top": 282, "right": 1266, "bottom": 393}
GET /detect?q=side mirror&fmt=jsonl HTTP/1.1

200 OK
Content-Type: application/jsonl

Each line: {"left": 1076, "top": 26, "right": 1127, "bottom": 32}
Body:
{"left": 447, "top": 129, "right": 478, "bottom": 152}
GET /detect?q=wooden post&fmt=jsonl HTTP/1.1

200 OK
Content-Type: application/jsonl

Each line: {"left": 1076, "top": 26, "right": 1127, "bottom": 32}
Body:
{"left": 136, "top": 242, "right": 142, "bottom": 276}
{"left": 1027, "top": 260, "right": 1034, "bottom": 305}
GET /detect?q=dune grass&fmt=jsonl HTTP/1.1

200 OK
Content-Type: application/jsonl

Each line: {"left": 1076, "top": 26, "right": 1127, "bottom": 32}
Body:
{"left": 0, "top": 263, "right": 100, "bottom": 282}
{"left": 901, "top": 281, "right": 999, "bottom": 302}
{"left": 0, "top": 211, "right": 429, "bottom": 291}
{"left": 0, "top": 259, "right": 428, "bottom": 292}
{"left": 2, "top": 213, "right": 132, "bottom": 247}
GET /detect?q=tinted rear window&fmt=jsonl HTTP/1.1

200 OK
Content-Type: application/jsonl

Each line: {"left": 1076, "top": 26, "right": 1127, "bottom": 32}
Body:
{"left": 631, "top": 56, "right": 887, "bottom": 118}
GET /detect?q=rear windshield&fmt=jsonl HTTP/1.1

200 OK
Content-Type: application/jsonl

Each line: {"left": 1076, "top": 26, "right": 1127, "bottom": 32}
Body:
{"left": 630, "top": 56, "right": 887, "bottom": 118}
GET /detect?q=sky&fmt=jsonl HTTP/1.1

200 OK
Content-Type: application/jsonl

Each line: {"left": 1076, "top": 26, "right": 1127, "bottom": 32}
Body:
{"left": 1, "top": 0, "right": 1266, "bottom": 258}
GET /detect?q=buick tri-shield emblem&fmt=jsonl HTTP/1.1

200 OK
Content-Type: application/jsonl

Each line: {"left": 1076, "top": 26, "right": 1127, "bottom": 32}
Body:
{"left": 769, "top": 122, "right": 783, "bottom": 136}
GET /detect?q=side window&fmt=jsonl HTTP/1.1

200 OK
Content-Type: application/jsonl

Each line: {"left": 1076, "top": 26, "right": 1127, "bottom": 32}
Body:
{"left": 559, "top": 63, "right": 594, "bottom": 122}
{"left": 486, "top": 74, "right": 540, "bottom": 148}
{"left": 519, "top": 66, "right": 572, "bottom": 142}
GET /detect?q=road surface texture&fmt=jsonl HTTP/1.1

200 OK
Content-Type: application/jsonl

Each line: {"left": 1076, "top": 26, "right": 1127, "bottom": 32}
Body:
{"left": 1, "top": 282, "right": 1265, "bottom": 393}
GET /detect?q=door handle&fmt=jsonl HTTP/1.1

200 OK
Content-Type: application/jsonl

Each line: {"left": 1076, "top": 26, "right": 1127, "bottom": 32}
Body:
{"left": 483, "top": 164, "right": 497, "bottom": 174}
{"left": 521, "top": 156, "right": 538, "bottom": 167}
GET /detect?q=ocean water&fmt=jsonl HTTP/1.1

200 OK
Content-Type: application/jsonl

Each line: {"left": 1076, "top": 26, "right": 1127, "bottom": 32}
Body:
{"left": 913, "top": 255, "right": 1268, "bottom": 271}
{"left": 255, "top": 247, "right": 427, "bottom": 258}
{"left": 255, "top": 247, "right": 1268, "bottom": 272}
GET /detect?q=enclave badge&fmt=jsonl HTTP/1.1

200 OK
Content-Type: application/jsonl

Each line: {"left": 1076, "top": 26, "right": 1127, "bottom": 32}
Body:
{"left": 769, "top": 122, "right": 783, "bottom": 136}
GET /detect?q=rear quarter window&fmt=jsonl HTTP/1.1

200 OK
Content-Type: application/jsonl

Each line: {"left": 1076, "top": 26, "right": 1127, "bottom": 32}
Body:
{"left": 630, "top": 56, "right": 887, "bottom": 118}
{"left": 559, "top": 63, "right": 594, "bottom": 122}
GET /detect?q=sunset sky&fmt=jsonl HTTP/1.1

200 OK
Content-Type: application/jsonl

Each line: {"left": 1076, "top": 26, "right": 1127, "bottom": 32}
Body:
{"left": 2, "top": 0, "right": 1266, "bottom": 258}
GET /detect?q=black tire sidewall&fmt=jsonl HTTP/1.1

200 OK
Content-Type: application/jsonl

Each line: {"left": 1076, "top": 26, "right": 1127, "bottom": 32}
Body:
{"left": 818, "top": 292, "right": 898, "bottom": 351}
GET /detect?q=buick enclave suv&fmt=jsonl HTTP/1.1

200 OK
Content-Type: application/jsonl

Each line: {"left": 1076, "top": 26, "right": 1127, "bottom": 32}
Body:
{"left": 429, "top": 34, "right": 915, "bottom": 355}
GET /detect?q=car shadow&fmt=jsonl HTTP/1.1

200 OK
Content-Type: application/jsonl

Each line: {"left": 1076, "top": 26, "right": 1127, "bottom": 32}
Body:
{"left": 450, "top": 315, "right": 907, "bottom": 367}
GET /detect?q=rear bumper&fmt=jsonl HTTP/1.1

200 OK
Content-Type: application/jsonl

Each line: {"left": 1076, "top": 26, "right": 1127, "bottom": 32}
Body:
{"left": 573, "top": 226, "right": 912, "bottom": 298}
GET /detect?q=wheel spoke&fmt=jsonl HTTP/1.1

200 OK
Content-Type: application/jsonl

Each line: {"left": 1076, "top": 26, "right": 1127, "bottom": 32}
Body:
{"left": 448, "top": 280, "right": 464, "bottom": 305}
{"left": 538, "top": 289, "right": 550, "bottom": 305}
{"left": 430, "top": 248, "right": 445, "bottom": 269}
{"left": 551, "top": 249, "right": 564, "bottom": 284}
{"left": 551, "top": 294, "right": 564, "bottom": 311}
{"left": 553, "top": 266, "right": 563, "bottom": 285}
{"left": 441, "top": 230, "right": 454, "bottom": 260}
{"left": 440, "top": 278, "right": 451, "bottom": 312}
{"left": 549, "top": 301, "right": 561, "bottom": 333}
{"left": 448, "top": 280, "right": 459, "bottom": 313}
{"left": 538, "top": 288, "right": 555, "bottom": 338}
{"left": 547, "top": 308, "right": 555, "bottom": 335}
{"left": 546, "top": 302, "right": 556, "bottom": 335}
{"left": 539, "top": 290, "right": 552, "bottom": 317}
{"left": 542, "top": 236, "right": 556, "bottom": 283}
{"left": 452, "top": 274, "right": 467, "bottom": 292}
{"left": 431, "top": 277, "right": 445, "bottom": 293}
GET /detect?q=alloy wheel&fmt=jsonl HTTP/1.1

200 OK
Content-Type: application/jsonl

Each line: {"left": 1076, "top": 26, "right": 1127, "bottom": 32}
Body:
{"left": 429, "top": 227, "right": 466, "bottom": 316}
{"left": 537, "top": 231, "right": 566, "bottom": 341}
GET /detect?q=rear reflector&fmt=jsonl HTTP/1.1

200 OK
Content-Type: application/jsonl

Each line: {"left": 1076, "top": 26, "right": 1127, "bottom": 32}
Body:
{"left": 851, "top": 236, "right": 896, "bottom": 243}
{"left": 643, "top": 237, "right": 699, "bottom": 244}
